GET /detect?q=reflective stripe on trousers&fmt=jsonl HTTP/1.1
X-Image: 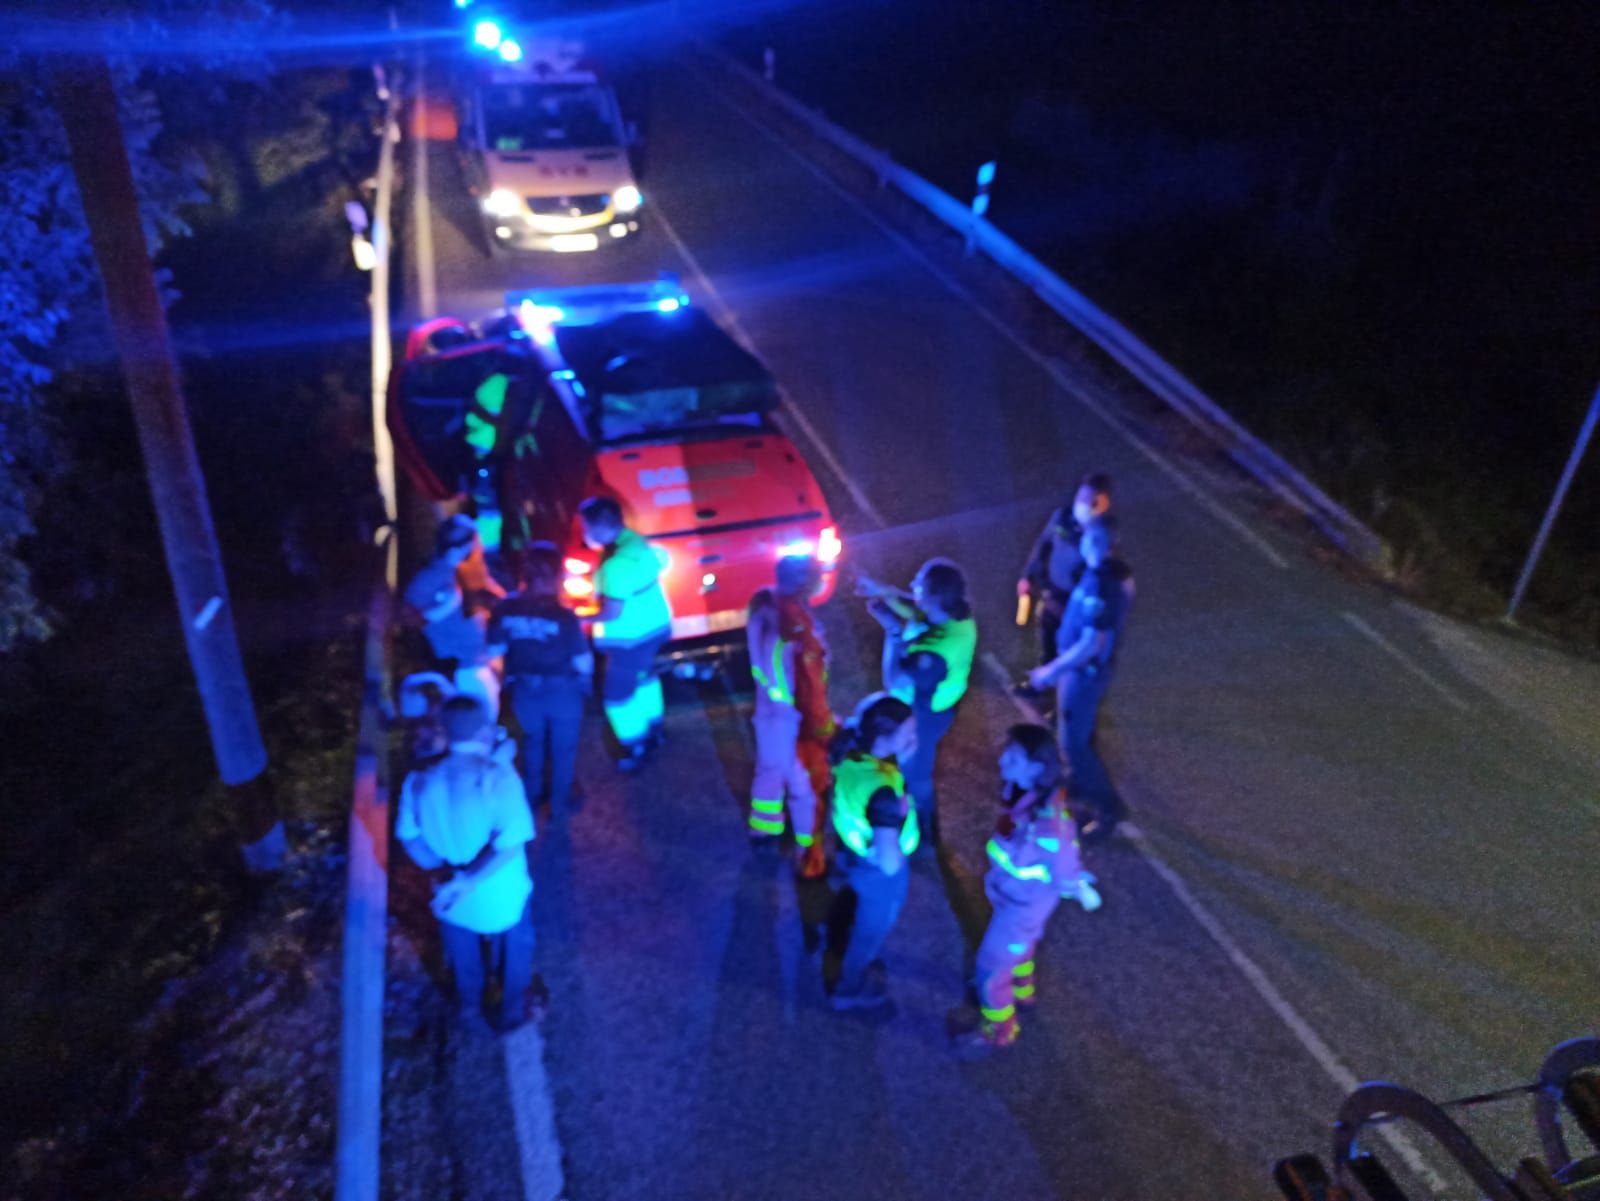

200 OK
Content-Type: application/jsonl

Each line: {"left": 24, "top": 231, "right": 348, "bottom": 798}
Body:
{"left": 749, "top": 709, "right": 817, "bottom": 842}
{"left": 975, "top": 893, "right": 1058, "bottom": 1027}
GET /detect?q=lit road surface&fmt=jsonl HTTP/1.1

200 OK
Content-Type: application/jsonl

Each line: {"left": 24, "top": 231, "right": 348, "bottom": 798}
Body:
{"left": 404, "top": 50, "right": 1599, "bottom": 1201}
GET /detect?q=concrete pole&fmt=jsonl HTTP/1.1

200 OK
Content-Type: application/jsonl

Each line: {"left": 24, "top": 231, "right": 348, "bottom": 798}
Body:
{"left": 49, "top": 56, "right": 281, "bottom": 868}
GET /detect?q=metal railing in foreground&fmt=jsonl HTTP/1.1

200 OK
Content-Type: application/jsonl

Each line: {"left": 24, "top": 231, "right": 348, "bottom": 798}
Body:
{"left": 1275, "top": 1036, "right": 1600, "bottom": 1201}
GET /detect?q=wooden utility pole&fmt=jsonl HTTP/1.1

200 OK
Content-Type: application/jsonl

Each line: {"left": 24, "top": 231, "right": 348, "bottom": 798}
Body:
{"left": 50, "top": 56, "right": 283, "bottom": 871}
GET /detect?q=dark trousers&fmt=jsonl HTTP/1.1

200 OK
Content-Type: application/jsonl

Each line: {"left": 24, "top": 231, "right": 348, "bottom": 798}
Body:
{"left": 903, "top": 699, "right": 957, "bottom": 833}
{"left": 1037, "top": 589, "right": 1068, "bottom": 668}
{"left": 834, "top": 859, "right": 910, "bottom": 997}
{"left": 440, "top": 899, "right": 534, "bottom": 1027}
{"left": 1058, "top": 666, "right": 1120, "bottom": 822}
{"left": 508, "top": 676, "right": 583, "bottom": 808}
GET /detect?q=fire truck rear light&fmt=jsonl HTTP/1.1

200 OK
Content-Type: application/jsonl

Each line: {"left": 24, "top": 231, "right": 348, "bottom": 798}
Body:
{"left": 818, "top": 525, "right": 842, "bottom": 563}
{"left": 563, "top": 575, "right": 595, "bottom": 599}
{"left": 564, "top": 557, "right": 592, "bottom": 575}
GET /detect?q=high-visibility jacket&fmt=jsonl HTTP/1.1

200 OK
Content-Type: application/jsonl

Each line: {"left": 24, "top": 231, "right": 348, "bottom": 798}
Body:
{"left": 748, "top": 603, "right": 798, "bottom": 717}
{"left": 833, "top": 753, "right": 919, "bottom": 859}
{"left": 984, "top": 788, "right": 1080, "bottom": 907}
{"left": 905, "top": 615, "right": 977, "bottom": 713}
{"left": 592, "top": 528, "right": 671, "bottom": 649}
{"left": 465, "top": 373, "right": 509, "bottom": 458}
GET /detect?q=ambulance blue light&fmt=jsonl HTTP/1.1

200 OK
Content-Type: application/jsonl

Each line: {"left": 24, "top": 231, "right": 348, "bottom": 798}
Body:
{"left": 656, "top": 296, "right": 681, "bottom": 313}
{"left": 498, "top": 38, "right": 523, "bottom": 63}
{"left": 473, "top": 19, "right": 503, "bottom": 50}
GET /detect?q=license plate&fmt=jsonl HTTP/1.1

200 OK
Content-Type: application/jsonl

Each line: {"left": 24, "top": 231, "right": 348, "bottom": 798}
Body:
{"left": 707, "top": 608, "right": 744, "bottom": 633}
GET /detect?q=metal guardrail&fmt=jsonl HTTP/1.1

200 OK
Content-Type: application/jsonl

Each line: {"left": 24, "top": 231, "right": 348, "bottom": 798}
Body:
{"left": 335, "top": 540, "right": 395, "bottom": 1201}
{"left": 701, "top": 45, "right": 1391, "bottom": 575}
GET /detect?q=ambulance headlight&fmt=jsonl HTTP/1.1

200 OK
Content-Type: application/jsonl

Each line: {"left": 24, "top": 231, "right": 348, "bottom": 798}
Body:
{"left": 612, "top": 185, "right": 642, "bottom": 213}
{"left": 482, "top": 188, "right": 523, "bottom": 218}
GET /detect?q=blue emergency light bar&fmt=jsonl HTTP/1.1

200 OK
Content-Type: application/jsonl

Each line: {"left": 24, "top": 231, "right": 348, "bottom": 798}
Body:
{"left": 505, "top": 277, "right": 690, "bottom": 329}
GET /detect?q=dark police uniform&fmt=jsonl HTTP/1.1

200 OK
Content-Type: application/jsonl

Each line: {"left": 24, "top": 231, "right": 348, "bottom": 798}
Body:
{"left": 1024, "top": 507, "right": 1118, "bottom": 667}
{"left": 488, "top": 592, "right": 588, "bottom": 812}
{"left": 1056, "top": 556, "right": 1132, "bottom": 834}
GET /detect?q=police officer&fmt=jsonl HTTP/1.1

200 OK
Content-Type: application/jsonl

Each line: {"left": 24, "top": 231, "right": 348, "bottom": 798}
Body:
{"left": 404, "top": 514, "right": 500, "bottom": 718}
{"left": 487, "top": 543, "right": 592, "bottom": 819}
{"left": 955, "top": 724, "right": 1100, "bottom": 1055}
{"left": 1015, "top": 473, "right": 1119, "bottom": 698}
{"left": 1027, "top": 519, "right": 1134, "bottom": 841}
{"left": 827, "top": 693, "right": 919, "bottom": 1011}
{"left": 579, "top": 496, "right": 672, "bottom": 771}
{"left": 859, "top": 558, "right": 977, "bottom": 846}
{"left": 745, "top": 554, "right": 836, "bottom": 876}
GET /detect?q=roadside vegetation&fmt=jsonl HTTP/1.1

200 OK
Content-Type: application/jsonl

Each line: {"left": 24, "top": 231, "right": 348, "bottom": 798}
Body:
{"left": 0, "top": 54, "right": 379, "bottom": 1199}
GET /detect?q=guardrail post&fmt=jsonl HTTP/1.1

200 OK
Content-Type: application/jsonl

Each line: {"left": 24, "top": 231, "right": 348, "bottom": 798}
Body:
{"left": 967, "top": 159, "right": 996, "bottom": 256}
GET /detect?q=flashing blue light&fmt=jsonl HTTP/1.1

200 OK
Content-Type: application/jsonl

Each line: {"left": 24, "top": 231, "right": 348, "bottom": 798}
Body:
{"left": 972, "top": 194, "right": 991, "bottom": 218}
{"left": 656, "top": 296, "right": 681, "bottom": 313}
{"left": 498, "top": 38, "right": 523, "bottom": 63}
{"left": 976, "top": 160, "right": 997, "bottom": 187}
{"left": 777, "top": 539, "right": 815, "bottom": 559}
{"left": 454, "top": 0, "right": 473, "bottom": 8}
{"left": 473, "top": 19, "right": 503, "bottom": 50}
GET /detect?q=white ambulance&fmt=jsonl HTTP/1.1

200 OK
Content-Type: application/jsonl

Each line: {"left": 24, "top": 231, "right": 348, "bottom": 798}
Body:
{"left": 463, "top": 44, "right": 643, "bottom": 253}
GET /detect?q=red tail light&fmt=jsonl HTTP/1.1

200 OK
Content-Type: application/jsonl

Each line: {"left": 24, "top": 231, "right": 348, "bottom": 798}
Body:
{"left": 818, "top": 525, "right": 842, "bottom": 563}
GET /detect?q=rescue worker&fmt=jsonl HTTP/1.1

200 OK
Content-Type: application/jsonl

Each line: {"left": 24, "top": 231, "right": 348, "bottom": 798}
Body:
{"left": 403, "top": 514, "right": 500, "bottom": 718}
{"left": 827, "top": 693, "right": 919, "bottom": 1011}
{"left": 464, "top": 370, "right": 510, "bottom": 463}
{"left": 397, "top": 695, "right": 537, "bottom": 1035}
{"left": 745, "top": 554, "right": 836, "bottom": 876}
{"left": 1015, "top": 473, "right": 1125, "bottom": 699}
{"left": 858, "top": 559, "right": 977, "bottom": 845}
{"left": 579, "top": 496, "right": 672, "bottom": 772}
{"left": 487, "top": 543, "right": 592, "bottom": 819}
{"left": 1027, "top": 519, "right": 1134, "bottom": 842}
{"left": 956, "top": 724, "right": 1101, "bottom": 1054}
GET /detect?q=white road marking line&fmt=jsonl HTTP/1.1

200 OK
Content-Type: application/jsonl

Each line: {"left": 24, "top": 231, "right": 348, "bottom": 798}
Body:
{"left": 411, "top": 53, "right": 438, "bottom": 320}
{"left": 685, "top": 59, "right": 1290, "bottom": 571}
{"left": 502, "top": 1023, "right": 567, "bottom": 1201}
{"left": 651, "top": 203, "right": 890, "bottom": 531}
{"left": 1341, "top": 611, "right": 1472, "bottom": 713}
{"left": 983, "top": 654, "right": 1450, "bottom": 1190}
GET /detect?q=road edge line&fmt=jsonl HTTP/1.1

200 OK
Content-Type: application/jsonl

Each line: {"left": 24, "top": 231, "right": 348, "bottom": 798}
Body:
{"left": 978, "top": 651, "right": 1449, "bottom": 1190}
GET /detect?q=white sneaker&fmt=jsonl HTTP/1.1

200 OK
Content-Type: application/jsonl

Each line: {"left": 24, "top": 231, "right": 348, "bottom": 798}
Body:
{"left": 1065, "top": 871, "right": 1102, "bottom": 912}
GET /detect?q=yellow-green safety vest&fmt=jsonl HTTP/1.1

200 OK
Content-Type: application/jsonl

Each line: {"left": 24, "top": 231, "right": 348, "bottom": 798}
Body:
{"left": 832, "top": 754, "right": 919, "bottom": 859}
{"left": 905, "top": 616, "right": 976, "bottom": 713}
{"left": 592, "top": 528, "right": 672, "bottom": 647}
{"left": 465, "top": 373, "right": 509, "bottom": 457}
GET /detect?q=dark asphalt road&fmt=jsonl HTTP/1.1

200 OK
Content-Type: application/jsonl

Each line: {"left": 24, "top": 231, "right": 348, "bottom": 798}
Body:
{"left": 403, "top": 47, "right": 1598, "bottom": 1201}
